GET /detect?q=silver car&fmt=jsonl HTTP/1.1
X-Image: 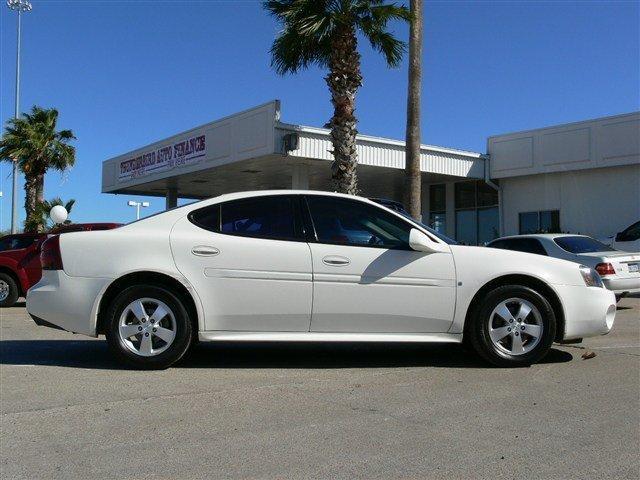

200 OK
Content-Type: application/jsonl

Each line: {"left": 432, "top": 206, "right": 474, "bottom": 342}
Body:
{"left": 487, "top": 234, "right": 640, "bottom": 301}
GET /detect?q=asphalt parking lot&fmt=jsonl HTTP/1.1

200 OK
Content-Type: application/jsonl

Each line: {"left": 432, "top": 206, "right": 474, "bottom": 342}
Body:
{"left": 1, "top": 298, "right": 638, "bottom": 480}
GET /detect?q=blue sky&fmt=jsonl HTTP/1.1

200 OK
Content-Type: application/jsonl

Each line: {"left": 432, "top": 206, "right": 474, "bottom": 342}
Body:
{"left": 1, "top": 0, "right": 638, "bottom": 226}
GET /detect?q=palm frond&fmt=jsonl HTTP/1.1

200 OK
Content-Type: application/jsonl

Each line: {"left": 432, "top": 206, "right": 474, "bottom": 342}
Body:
{"left": 270, "top": 27, "right": 331, "bottom": 74}
{"left": 0, "top": 105, "right": 76, "bottom": 174}
{"left": 265, "top": 0, "right": 336, "bottom": 74}
{"left": 363, "top": 27, "right": 407, "bottom": 66}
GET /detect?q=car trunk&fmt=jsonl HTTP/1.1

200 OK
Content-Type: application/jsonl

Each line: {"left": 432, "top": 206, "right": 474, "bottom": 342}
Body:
{"left": 579, "top": 251, "right": 640, "bottom": 278}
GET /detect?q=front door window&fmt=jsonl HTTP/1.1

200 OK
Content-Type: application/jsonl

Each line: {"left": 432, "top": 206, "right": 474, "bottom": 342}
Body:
{"left": 306, "top": 196, "right": 411, "bottom": 249}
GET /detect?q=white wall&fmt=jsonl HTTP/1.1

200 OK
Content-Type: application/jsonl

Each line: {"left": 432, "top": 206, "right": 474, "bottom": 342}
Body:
{"left": 488, "top": 112, "right": 640, "bottom": 179}
{"left": 501, "top": 164, "right": 640, "bottom": 238}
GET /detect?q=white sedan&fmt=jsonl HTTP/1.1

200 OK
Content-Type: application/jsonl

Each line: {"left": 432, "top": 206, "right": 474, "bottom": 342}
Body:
{"left": 27, "top": 191, "right": 616, "bottom": 369}
{"left": 486, "top": 234, "right": 640, "bottom": 301}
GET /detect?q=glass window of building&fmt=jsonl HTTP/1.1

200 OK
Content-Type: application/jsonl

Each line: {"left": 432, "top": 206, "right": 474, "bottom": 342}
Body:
{"left": 454, "top": 181, "right": 499, "bottom": 245}
{"left": 456, "top": 209, "right": 478, "bottom": 245}
{"left": 519, "top": 210, "right": 560, "bottom": 234}
{"left": 428, "top": 184, "right": 446, "bottom": 235}
{"left": 540, "top": 210, "right": 560, "bottom": 232}
{"left": 519, "top": 212, "right": 539, "bottom": 234}
{"left": 478, "top": 207, "right": 500, "bottom": 245}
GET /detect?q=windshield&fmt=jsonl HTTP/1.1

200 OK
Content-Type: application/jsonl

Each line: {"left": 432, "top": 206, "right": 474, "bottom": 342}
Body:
{"left": 554, "top": 236, "right": 614, "bottom": 254}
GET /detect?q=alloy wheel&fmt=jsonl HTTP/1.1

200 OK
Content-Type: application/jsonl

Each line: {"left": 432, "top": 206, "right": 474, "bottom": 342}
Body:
{"left": 118, "top": 298, "right": 177, "bottom": 357}
{"left": 488, "top": 297, "right": 543, "bottom": 356}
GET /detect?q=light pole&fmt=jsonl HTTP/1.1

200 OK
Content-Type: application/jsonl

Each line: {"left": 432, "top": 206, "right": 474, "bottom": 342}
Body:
{"left": 7, "top": 0, "right": 32, "bottom": 234}
{"left": 128, "top": 200, "right": 149, "bottom": 220}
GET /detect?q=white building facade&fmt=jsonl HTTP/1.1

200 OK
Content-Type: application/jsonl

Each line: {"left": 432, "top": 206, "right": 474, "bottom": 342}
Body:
{"left": 102, "top": 101, "right": 639, "bottom": 244}
{"left": 488, "top": 112, "right": 639, "bottom": 240}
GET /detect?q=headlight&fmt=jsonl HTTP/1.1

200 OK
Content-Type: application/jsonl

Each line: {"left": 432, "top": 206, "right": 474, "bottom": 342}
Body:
{"left": 579, "top": 265, "right": 604, "bottom": 288}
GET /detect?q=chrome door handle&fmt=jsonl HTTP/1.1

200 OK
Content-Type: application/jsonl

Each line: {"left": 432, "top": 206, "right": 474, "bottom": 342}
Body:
{"left": 191, "top": 246, "right": 220, "bottom": 257}
{"left": 322, "top": 255, "right": 350, "bottom": 266}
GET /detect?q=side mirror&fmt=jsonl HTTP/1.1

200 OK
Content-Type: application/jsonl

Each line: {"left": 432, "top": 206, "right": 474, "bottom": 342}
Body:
{"left": 409, "top": 228, "right": 449, "bottom": 254}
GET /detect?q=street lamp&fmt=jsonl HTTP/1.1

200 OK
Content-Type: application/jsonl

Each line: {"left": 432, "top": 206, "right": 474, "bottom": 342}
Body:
{"left": 7, "top": 0, "right": 32, "bottom": 234}
{"left": 128, "top": 200, "right": 150, "bottom": 220}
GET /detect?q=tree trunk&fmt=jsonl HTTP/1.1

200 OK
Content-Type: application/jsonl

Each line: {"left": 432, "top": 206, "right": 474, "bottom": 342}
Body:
{"left": 23, "top": 175, "right": 38, "bottom": 233}
{"left": 403, "top": 0, "right": 424, "bottom": 220}
{"left": 36, "top": 173, "right": 45, "bottom": 204}
{"left": 326, "top": 25, "right": 362, "bottom": 195}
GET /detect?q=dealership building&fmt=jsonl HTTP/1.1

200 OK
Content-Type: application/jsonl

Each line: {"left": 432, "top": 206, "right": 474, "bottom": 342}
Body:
{"left": 102, "top": 101, "right": 639, "bottom": 245}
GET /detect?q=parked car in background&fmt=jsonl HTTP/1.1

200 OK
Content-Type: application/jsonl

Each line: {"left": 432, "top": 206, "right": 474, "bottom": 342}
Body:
{"left": 27, "top": 191, "right": 616, "bottom": 369}
{"left": 487, "top": 234, "right": 640, "bottom": 301}
{"left": 612, "top": 221, "right": 640, "bottom": 252}
{"left": 0, "top": 223, "right": 121, "bottom": 307}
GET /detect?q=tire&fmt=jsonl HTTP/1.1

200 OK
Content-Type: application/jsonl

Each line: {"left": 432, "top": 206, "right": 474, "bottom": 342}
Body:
{"left": 105, "top": 285, "right": 193, "bottom": 369}
{"left": 0, "top": 273, "right": 19, "bottom": 308}
{"left": 466, "top": 285, "right": 556, "bottom": 367}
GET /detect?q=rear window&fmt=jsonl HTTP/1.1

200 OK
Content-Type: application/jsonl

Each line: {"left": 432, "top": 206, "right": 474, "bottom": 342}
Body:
{"left": 554, "top": 236, "right": 614, "bottom": 254}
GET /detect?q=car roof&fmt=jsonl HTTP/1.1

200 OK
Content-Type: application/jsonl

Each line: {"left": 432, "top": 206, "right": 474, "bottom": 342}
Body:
{"left": 175, "top": 190, "right": 393, "bottom": 212}
{"left": 211, "top": 189, "right": 376, "bottom": 203}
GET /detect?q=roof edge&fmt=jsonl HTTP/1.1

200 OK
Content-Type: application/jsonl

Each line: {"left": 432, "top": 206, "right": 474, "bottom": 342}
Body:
{"left": 276, "top": 121, "right": 484, "bottom": 159}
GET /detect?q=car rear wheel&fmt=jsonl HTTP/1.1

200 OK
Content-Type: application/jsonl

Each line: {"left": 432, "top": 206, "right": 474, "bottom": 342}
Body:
{"left": 105, "top": 285, "right": 193, "bottom": 369}
{"left": 467, "top": 285, "right": 556, "bottom": 367}
{"left": 0, "top": 273, "right": 19, "bottom": 308}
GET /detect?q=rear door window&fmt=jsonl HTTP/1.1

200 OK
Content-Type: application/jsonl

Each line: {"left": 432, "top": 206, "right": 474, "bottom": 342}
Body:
{"left": 190, "top": 196, "right": 303, "bottom": 241}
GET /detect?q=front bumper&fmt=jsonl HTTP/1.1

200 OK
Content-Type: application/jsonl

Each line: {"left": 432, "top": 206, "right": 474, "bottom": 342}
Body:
{"left": 26, "top": 270, "right": 111, "bottom": 337}
{"left": 602, "top": 276, "right": 640, "bottom": 295}
{"left": 555, "top": 285, "right": 617, "bottom": 341}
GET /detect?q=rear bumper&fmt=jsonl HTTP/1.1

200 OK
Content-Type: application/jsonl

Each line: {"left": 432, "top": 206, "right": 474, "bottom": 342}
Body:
{"left": 26, "top": 271, "right": 111, "bottom": 337}
{"left": 602, "top": 276, "right": 640, "bottom": 294}
{"left": 555, "top": 285, "right": 616, "bottom": 341}
{"left": 29, "top": 313, "right": 65, "bottom": 331}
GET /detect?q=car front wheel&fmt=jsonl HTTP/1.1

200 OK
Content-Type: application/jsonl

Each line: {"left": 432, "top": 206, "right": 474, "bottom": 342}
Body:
{"left": 105, "top": 285, "right": 193, "bottom": 369}
{"left": 467, "top": 285, "right": 556, "bottom": 367}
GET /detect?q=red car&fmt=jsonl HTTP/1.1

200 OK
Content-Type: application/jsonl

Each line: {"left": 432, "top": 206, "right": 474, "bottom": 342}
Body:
{"left": 0, "top": 223, "right": 121, "bottom": 307}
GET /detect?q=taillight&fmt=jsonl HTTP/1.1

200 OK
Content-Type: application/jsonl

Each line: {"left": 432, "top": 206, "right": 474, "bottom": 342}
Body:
{"left": 595, "top": 262, "right": 615, "bottom": 276}
{"left": 41, "top": 235, "right": 63, "bottom": 270}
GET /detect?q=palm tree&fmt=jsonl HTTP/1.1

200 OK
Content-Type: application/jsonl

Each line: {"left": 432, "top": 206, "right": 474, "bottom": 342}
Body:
{"left": 25, "top": 197, "right": 75, "bottom": 233}
{"left": 0, "top": 106, "right": 76, "bottom": 232}
{"left": 403, "top": 0, "right": 423, "bottom": 219}
{"left": 264, "top": 0, "right": 411, "bottom": 194}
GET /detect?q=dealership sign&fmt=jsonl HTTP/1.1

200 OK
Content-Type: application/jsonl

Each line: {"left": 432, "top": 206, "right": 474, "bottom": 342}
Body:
{"left": 118, "top": 134, "right": 206, "bottom": 181}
